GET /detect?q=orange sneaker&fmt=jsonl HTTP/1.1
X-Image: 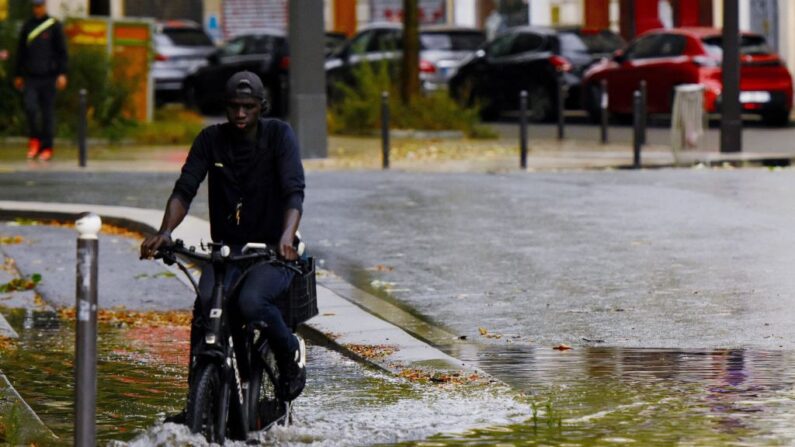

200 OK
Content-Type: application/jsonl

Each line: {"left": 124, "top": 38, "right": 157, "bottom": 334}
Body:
{"left": 26, "top": 138, "right": 40, "bottom": 159}
{"left": 38, "top": 148, "right": 53, "bottom": 161}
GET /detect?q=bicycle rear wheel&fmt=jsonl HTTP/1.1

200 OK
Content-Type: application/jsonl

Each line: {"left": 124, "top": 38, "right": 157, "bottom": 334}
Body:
{"left": 249, "top": 345, "right": 290, "bottom": 431}
{"left": 186, "top": 363, "right": 227, "bottom": 443}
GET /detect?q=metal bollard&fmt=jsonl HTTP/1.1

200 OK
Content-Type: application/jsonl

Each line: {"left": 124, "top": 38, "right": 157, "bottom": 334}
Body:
{"left": 75, "top": 212, "right": 101, "bottom": 446}
{"left": 639, "top": 80, "right": 647, "bottom": 146}
{"left": 519, "top": 90, "right": 528, "bottom": 169}
{"left": 381, "top": 91, "right": 390, "bottom": 169}
{"left": 78, "top": 89, "right": 87, "bottom": 168}
{"left": 600, "top": 79, "right": 609, "bottom": 144}
{"left": 557, "top": 75, "right": 566, "bottom": 140}
{"left": 633, "top": 91, "right": 642, "bottom": 169}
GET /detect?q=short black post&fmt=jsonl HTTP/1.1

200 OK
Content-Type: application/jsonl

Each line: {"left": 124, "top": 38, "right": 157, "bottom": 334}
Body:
{"left": 75, "top": 212, "right": 101, "bottom": 447}
{"left": 639, "top": 80, "right": 647, "bottom": 145}
{"left": 78, "top": 89, "right": 87, "bottom": 168}
{"left": 557, "top": 75, "right": 566, "bottom": 140}
{"left": 600, "top": 79, "right": 609, "bottom": 144}
{"left": 381, "top": 91, "right": 390, "bottom": 169}
{"left": 519, "top": 90, "right": 528, "bottom": 169}
{"left": 633, "top": 90, "right": 642, "bottom": 169}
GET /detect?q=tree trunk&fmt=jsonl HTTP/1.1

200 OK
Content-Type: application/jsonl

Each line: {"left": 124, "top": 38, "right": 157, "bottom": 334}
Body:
{"left": 401, "top": 0, "right": 420, "bottom": 104}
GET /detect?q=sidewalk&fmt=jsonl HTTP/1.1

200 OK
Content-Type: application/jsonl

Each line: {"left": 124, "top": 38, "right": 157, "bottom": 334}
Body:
{"left": 1, "top": 132, "right": 791, "bottom": 174}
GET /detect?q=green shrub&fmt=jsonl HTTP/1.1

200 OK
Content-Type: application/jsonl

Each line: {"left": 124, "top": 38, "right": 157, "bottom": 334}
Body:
{"left": 327, "top": 61, "right": 495, "bottom": 139}
{"left": 131, "top": 104, "right": 205, "bottom": 145}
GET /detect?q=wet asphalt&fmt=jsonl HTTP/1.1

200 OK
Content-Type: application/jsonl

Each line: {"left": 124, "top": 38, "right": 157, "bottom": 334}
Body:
{"left": 1, "top": 168, "right": 795, "bottom": 349}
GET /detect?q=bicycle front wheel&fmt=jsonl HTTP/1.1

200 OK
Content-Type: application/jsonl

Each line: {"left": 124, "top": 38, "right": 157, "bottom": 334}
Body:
{"left": 186, "top": 363, "right": 227, "bottom": 443}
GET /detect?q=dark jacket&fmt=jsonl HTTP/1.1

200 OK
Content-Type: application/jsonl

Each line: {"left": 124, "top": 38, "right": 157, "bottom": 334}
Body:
{"left": 15, "top": 15, "right": 68, "bottom": 78}
{"left": 172, "top": 118, "right": 305, "bottom": 246}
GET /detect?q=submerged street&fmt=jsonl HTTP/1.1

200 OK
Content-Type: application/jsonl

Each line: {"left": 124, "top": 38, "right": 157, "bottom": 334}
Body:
{"left": 2, "top": 167, "right": 795, "bottom": 445}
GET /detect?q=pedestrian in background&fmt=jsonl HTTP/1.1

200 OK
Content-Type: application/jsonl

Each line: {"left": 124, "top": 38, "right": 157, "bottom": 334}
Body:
{"left": 14, "top": 0, "right": 68, "bottom": 161}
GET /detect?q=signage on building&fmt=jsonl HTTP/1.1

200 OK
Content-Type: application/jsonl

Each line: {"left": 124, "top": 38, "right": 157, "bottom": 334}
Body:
{"left": 222, "top": 0, "right": 288, "bottom": 39}
{"left": 65, "top": 19, "right": 109, "bottom": 47}
{"left": 113, "top": 21, "right": 151, "bottom": 122}
{"left": 370, "top": 0, "right": 446, "bottom": 24}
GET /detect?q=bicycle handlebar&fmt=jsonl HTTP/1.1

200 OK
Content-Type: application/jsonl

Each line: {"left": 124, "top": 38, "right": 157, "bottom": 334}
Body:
{"left": 154, "top": 239, "right": 303, "bottom": 274}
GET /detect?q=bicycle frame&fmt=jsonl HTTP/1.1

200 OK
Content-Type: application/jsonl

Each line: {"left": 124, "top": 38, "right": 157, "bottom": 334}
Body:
{"left": 156, "top": 239, "right": 300, "bottom": 441}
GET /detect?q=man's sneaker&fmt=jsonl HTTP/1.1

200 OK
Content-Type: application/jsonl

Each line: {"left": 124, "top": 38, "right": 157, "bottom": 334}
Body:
{"left": 278, "top": 334, "right": 306, "bottom": 401}
{"left": 38, "top": 148, "right": 53, "bottom": 161}
{"left": 163, "top": 408, "right": 187, "bottom": 425}
{"left": 26, "top": 138, "right": 40, "bottom": 159}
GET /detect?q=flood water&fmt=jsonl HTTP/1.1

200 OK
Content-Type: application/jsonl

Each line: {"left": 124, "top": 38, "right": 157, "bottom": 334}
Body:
{"left": 0, "top": 309, "right": 528, "bottom": 445}
{"left": 424, "top": 344, "right": 795, "bottom": 446}
{"left": 4, "top": 309, "right": 795, "bottom": 445}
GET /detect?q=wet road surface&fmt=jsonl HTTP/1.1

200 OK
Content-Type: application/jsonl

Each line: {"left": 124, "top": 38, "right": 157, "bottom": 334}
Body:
{"left": 1, "top": 169, "right": 795, "bottom": 348}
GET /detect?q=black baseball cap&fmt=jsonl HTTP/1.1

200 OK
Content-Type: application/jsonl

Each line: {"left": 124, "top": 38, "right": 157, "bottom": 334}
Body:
{"left": 225, "top": 71, "right": 266, "bottom": 101}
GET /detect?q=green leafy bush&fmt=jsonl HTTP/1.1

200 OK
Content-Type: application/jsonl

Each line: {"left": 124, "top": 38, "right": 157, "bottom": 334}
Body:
{"left": 327, "top": 61, "right": 495, "bottom": 139}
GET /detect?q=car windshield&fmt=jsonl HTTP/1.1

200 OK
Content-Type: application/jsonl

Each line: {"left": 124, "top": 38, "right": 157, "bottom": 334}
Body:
{"left": 163, "top": 28, "right": 213, "bottom": 47}
{"left": 558, "top": 32, "right": 589, "bottom": 53}
{"left": 420, "top": 31, "right": 485, "bottom": 51}
{"left": 576, "top": 31, "right": 625, "bottom": 53}
{"left": 701, "top": 34, "right": 773, "bottom": 58}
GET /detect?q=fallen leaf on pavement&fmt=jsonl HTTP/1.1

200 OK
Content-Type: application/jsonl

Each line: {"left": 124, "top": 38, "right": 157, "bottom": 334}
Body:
{"left": 553, "top": 344, "right": 572, "bottom": 351}
{"left": 478, "top": 327, "right": 488, "bottom": 336}
{"left": 0, "top": 236, "right": 24, "bottom": 245}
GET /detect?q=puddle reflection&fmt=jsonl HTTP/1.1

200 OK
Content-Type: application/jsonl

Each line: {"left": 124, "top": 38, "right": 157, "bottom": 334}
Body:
{"left": 424, "top": 344, "right": 795, "bottom": 446}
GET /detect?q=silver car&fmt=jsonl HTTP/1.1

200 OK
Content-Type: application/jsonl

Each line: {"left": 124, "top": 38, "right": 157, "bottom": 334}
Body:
{"left": 152, "top": 20, "right": 216, "bottom": 104}
{"left": 325, "top": 23, "right": 485, "bottom": 97}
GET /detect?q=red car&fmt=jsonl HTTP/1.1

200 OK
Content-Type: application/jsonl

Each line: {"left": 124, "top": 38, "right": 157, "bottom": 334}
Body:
{"left": 582, "top": 27, "right": 793, "bottom": 126}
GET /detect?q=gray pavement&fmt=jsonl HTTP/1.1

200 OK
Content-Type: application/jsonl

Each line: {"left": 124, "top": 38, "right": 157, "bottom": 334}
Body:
{"left": 1, "top": 168, "right": 795, "bottom": 351}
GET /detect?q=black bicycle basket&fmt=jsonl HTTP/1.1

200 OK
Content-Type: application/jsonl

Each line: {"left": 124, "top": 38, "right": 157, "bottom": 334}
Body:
{"left": 275, "top": 257, "right": 318, "bottom": 328}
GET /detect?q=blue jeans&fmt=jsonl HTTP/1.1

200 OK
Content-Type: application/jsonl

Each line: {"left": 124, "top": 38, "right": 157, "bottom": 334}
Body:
{"left": 194, "top": 261, "right": 297, "bottom": 363}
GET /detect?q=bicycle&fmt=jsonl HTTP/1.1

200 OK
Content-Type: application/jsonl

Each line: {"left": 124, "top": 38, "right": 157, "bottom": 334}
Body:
{"left": 154, "top": 238, "right": 317, "bottom": 443}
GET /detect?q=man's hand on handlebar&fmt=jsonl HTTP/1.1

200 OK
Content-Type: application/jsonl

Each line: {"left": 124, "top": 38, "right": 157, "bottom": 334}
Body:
{"left": 140, "top": 231, "right": 173, "bottom": 259}
{"left": 278, "top": 234, "right": 298, "bottom": 261}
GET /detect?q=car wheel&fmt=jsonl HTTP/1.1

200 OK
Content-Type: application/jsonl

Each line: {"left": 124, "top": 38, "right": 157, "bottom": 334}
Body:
{"left": 527, "top": 84, "right": 554, "bottom": 122}
{"left": 762, "top": 109, "right": 790, "bottom": 127}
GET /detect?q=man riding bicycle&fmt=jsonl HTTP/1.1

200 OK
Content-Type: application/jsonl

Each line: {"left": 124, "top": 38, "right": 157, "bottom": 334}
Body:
{"left": 140, "top": 71, "right": 307, "bottom": 421}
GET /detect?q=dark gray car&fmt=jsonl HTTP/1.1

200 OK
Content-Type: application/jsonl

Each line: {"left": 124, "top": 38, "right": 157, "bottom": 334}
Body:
{"left": 152, "top": 20, "right": 216, "bottom": 104}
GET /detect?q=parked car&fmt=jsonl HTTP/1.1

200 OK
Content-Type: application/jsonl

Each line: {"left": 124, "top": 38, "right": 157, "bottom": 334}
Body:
{"left": 152, "top": 20, "right": 216, "bottom": 105}
{"left": 581, "top": 28, "right": 793, "bottom": 126}
{"left": 325, "top": 23, "right": 485, "bottom": 98}
{"left": 325, "top": 31, "right": 348, "bottom": 57}
{"left": 183, "top": 29, "right": 289, "bottom": 116}
{"left": 449, "top": 26, "right": 624, "bottom": 120}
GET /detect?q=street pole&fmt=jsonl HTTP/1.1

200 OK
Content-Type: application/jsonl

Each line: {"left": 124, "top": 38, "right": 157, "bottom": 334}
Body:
{"left": 78, "top": 89, "right": 87, "bottom": 168}
{"left": 721, "top": 0, "right": 742, "bottom": 153}
{"left": 381, "top": 91, "right": 390, "bottom": 169}
{"left": 639, "top": 80, "right": 647, "bottom": 146}
{"left": 289, "top": 0, "right": 328, "bottom": 157}
{"left": 519, "top": 90, "right": 528, "bottom": 169}
{"left": 633, "top": 91, "right": 642, "bottom": 169}
{"left": 557, "top": 75, "right": 566, "bottom": 140}
{"left": 600, "top": 79, "right": 609, "bottom": 144}
{"left": 75, "top": 212, "right": 101, "bottom": 447}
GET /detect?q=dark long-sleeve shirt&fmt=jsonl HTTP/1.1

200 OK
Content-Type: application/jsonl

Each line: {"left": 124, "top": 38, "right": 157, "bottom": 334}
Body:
{"left": 172, "top": 118, "right": 305, "bottom": 245}
{"left": 15, "top": 15, "right": 68, "bottom": 78}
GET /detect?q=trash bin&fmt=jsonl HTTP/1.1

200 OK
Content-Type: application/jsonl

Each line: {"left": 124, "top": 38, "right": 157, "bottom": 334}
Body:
{"left": 671, "top": 84, "right": 706, "bottom": 163}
